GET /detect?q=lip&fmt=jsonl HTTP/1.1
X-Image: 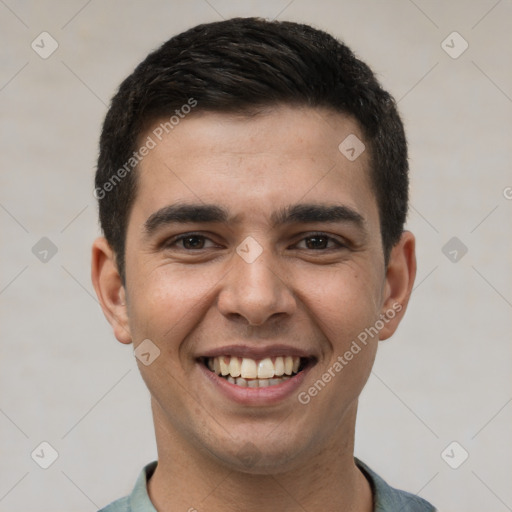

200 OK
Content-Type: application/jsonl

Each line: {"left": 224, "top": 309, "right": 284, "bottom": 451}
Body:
{"left": 197, "top": 357, "right": 316, "bottom": 406}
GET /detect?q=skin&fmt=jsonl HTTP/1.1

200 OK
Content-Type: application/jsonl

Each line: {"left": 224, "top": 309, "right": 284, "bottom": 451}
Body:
{"left": 92, "top": 106, "right": 416, "bottom": 512}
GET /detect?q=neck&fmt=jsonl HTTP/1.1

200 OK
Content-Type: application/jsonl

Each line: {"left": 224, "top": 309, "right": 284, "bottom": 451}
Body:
{"left": 147, "top": 400, "right": 373, "bottom": 512}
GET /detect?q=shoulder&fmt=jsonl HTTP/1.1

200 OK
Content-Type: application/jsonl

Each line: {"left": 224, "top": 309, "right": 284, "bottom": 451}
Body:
{"left": 97, "top": 461, "right": 158, "bottom": 512}
{"left": 97, "top": 496, "right": 130, "bottom": 512}
{"left": 355, "top": 458, "right": 437, "bottom": 512}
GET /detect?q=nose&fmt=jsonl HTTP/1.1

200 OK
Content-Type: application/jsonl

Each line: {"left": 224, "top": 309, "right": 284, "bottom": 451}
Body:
{"left": 217, "top": 247, "right": 297, "bottom": 327}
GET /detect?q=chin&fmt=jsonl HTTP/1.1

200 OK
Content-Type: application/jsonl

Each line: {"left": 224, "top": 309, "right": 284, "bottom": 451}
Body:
{"left": 202, "top": 426, "right": 314, "bottom": 475}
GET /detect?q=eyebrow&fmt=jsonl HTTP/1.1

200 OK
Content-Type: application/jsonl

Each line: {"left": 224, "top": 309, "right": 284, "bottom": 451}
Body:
{"left": 143, "top": 202, "right": 366, "bottom": 237}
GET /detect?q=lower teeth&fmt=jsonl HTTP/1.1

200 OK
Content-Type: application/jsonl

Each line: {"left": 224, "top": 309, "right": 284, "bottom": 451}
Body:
{"left": 221, "top": 374, "right": 294, "bottom": 387}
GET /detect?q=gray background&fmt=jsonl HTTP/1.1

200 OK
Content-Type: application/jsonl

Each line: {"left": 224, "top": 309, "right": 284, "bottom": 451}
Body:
{"left": 1, "top": 0, "right": 511, "bottom": 510}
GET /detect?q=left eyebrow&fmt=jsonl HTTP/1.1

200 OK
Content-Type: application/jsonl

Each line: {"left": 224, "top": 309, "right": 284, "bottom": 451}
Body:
{"left": 143, "top": 202, "right": 366, "bottom": 238}
{"left": 270, "top": 203, "right": 365, "bottom": 229}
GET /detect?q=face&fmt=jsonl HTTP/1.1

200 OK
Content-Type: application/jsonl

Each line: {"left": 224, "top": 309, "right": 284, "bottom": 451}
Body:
{"left": 92, "top": 106, "right": 415, "bottom": 474}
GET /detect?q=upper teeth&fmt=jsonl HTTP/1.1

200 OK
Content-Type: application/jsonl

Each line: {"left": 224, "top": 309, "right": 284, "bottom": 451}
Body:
{"left": 208, "top": 356, "right": 301, "bottom": 379}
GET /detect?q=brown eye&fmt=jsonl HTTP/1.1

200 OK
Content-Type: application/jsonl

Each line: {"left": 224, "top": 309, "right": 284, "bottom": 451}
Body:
{"left": 181, "top": 235, "right": 205, "bottom": 249}
{"left": 295, "top": 233, "right": 345, "bottom": 251}
{"left": 163, "top": 233, "right": 217, "bottom": 250}
{"left": 305, "top": 235, "right": 329, "bottom": 250}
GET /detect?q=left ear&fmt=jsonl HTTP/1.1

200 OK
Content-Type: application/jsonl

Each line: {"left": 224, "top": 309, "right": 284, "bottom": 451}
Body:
{"left": 378, "top": 231, "right": 416, "bottom": 340}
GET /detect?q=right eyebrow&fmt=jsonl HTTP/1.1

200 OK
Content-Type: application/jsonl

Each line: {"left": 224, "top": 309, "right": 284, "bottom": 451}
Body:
{"left": 143, "top": 203, "right": 231, "bottom": 238}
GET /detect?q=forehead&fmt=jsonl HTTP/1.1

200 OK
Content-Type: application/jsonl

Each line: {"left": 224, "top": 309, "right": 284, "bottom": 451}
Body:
{"left": 131, "top": 106, "right": 377, "bottom": 231}
{"left": 140, "top": 106, "right": 366, "bottom": 165}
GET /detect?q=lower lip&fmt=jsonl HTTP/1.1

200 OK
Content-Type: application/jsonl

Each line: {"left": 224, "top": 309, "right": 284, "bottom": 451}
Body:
{"left": 197, "top": 362, "right": 313, "bottom": 406}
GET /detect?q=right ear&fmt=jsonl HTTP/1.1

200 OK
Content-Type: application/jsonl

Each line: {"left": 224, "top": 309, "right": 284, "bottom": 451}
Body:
{"left": 91, "top": 237, "right": 132, "bottom": 344}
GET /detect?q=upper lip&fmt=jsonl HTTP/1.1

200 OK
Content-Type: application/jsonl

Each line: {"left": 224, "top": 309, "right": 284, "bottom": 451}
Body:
{"left": 198, "top": 344, "right": 316, "bottom": 360}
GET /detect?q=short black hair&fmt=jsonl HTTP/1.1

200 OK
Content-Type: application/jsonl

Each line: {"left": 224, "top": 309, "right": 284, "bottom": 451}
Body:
{"left": 95, "top": 17, "right": 408, "bottom": 283}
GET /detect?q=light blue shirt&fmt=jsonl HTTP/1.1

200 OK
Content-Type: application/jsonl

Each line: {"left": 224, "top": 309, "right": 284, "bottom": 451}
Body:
{"left": 99, "top": 458, "right": 436, "bottom": 511}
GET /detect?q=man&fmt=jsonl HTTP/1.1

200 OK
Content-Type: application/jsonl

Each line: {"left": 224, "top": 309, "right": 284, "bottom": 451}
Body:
{"left": 91, "top": 17, "right": 436, "bottom": 511}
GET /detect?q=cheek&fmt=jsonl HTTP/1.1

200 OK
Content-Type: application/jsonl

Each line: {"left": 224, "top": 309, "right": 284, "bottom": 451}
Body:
{"left": 293, "top": 262, "right": 383, "bottom": 341}
{"left": 126, "top": 265, "right": 218, "bottom": 350}
{"left": 125, "top": 267, "right": 219, "bottom": 419}
{"left": 296, "top": 268, "right": 380, "bottom": 423}
{"left": 294, "top": 264, "right": 382, "bottom": 398}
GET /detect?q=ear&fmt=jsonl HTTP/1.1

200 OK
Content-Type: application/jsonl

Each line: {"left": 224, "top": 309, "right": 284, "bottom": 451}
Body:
{"left": 378, "top": 231, "right": 416, "bottom": 341}
{"left": 91, "top": 237, "right": 132, "bottom": 344}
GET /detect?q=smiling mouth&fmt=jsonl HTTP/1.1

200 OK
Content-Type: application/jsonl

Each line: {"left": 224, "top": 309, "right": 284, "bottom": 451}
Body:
{"left": 200, "top": 355, "right": 311, "bottom": 388}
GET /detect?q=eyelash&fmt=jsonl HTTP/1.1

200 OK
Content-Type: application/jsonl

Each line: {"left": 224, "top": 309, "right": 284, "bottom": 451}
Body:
{"left": 163, "top": 232, "right": 347, "bottom": 251}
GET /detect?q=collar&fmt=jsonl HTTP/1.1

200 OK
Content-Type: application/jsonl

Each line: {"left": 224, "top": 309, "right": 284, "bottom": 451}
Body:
{"left": 115, "top": 458, "right": 435, "bottom": 511}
